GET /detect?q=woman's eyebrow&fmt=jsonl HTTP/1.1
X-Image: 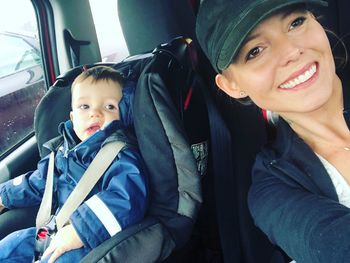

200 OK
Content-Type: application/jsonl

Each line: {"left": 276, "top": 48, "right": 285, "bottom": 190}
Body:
{"left": 243, "top": 9, "right": 308, "bottom": 46}
{"left": 281, "top": 8, "right": 307, "bottom": 20}
{"left": 242, "top": 32, "right": 261, "bottom": 47}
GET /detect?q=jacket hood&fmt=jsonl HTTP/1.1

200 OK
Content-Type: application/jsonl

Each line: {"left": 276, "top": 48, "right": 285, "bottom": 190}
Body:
{"left": 119, "top": 80, "right": 136, "bottom": 128}
{"left": 43, "top": 119, "right": 131, "bottom": 154}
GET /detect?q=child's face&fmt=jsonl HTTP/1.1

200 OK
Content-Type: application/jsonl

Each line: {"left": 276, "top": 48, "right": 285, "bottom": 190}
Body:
{"left": 70, "top": 77, "right": 123, "bottom": 141}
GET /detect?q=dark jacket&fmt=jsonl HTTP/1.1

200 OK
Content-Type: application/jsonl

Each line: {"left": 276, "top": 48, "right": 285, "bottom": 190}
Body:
{"left": 248, "top": 80, "right": 350, "bottom": 262}
{"left": 0, "top": 119, "right": 148, "bottom": 249}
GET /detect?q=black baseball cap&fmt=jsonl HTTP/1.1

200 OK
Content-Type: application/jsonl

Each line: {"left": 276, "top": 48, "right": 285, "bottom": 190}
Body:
{"left": 196, "top": 0, "right": 328, "bottom": 73}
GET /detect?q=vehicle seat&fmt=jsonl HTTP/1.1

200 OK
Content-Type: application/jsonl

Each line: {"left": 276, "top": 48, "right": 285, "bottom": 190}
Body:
{"left": 34, "top": 37, "right": 210, "bottom": 262}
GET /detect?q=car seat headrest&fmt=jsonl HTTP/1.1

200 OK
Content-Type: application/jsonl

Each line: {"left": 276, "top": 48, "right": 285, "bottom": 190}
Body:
{"left": 152, "top": 37, "right": 198, "bottom": 71}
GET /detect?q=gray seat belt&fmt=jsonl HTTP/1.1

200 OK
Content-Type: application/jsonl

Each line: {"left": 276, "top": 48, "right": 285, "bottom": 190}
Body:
{"left": 36, "top": 141, "right": 126, "bottom": 229}
{"left": 36, "top": 151, "right": 55, "bottom": 228}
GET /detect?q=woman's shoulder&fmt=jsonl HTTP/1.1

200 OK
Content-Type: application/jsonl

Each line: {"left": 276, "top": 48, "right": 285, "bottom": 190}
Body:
{"left": 253, "top": 132, "right": 289, "bottom": 171}
{"left": 255, "top": 117, "right": 302, "bottom": 165}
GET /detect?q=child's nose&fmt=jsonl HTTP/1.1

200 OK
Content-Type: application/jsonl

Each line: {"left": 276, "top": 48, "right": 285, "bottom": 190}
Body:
{"left": 89, "top": 108, "right": 102, "bottom": 117}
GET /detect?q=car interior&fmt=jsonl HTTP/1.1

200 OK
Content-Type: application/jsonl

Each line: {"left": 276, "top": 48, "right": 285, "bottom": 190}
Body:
{"left": 0, "top": 0, "right": 350, "bottom": 262}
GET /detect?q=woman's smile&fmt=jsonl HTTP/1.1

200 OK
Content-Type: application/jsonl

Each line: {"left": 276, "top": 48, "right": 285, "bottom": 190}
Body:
{"left": 278, "top": 62, "right": 318, "bottom": 90}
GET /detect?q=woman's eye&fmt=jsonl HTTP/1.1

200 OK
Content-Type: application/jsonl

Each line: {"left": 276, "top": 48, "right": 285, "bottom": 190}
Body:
{"left": 246, "top": 47, "right": 263, "bottom": 61}
{"left": 289, "top": 16, "right": 306, "bottom": 30}
{"left": 79, "top": 104, "right": 89, "bottom": 110}
{"left": 105, "top": 104, "right": 116, "bottom": 110}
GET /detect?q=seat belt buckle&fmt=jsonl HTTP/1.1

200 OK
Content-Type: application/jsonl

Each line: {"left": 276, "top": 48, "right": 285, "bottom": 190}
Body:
{"left": 34, "top": 215, "right": 56, "bottom": 261}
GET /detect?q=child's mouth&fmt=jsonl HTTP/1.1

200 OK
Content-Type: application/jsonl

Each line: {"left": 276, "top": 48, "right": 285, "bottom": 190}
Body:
{"left": 86, "top": 124, "right": 101, "bottom": 135}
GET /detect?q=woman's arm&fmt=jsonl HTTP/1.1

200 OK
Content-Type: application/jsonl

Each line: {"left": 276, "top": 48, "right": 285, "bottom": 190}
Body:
{"left": 248, "top": 157, "right": 350, "bottom": 263}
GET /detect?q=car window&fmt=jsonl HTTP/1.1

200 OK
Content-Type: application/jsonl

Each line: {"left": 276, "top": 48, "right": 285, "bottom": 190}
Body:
{"left": 0, "top": 1, "right": 46, "bottom": 157}
{"left": 0, "top": 34, "right": 41, "bottom": 77}
{"left": 89, "top": 0, "right": 129, "bottom": 62}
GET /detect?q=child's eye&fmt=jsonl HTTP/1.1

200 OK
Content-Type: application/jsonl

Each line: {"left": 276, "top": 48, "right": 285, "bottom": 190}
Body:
{"left": 105, "top": 104, "right": 117, "bottom": 110}
{"left": 78, "top": 104, "right": 89, "bottom": 110}
{"left": 289, "top": 16, "right": 306, "bottom": 31}
{"left": 246, "top": 46, "right": 263, "bottom": 61}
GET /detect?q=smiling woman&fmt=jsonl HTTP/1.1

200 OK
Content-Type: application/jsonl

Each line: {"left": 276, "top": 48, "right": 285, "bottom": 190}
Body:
{"left": 196, "top": 0, "right": 350, "bottom": 262}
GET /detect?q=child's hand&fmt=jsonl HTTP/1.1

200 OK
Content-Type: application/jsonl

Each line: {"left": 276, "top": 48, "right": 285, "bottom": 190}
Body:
{"left": 41, "top": 224, "right": 83, "bottom": 263}
{"left": 0, "top": 197, "right": 5, "bottom": 213}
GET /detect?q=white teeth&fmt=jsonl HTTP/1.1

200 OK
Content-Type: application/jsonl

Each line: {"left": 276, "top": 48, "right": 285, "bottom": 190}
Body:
{"left": 279, "top": 64, "right": 317, "bottom": 89}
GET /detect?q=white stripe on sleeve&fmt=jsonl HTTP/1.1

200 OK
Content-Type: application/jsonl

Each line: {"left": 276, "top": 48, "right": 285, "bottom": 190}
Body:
{"left": 85, "top": 195, "right": 122, "bottom": 236}
{"left": 13, "top": 175, "right": 24, "bottom": 186}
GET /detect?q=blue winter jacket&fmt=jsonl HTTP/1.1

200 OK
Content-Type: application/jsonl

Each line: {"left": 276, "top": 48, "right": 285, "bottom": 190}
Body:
{"left": 248, "top": 79, "right": 350, "bottom": 262}
{"left": 0, "top": 119, "right": 148, "bottom": 249}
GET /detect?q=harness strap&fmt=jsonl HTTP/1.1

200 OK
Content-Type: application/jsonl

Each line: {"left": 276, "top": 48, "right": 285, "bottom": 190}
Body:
{"left": 198, "top": 76, "right": 242, "bottom": 262}
{"left": 36, "top": 151, "right": 55, "bottom": 228}
{"left": 36, "top": 141, "right": 126, "bottom": 229}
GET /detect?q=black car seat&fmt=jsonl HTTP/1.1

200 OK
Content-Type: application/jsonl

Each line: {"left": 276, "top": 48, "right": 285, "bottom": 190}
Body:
{"left": 118, "top": 1, "right": 226, "bottom": 262}
{"left": 34, "top": 37, "right": 222, "bottom": 262}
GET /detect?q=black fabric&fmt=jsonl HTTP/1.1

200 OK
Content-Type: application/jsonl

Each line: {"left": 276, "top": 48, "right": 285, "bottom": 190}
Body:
{"left": 133, "top": 42, "right": 203, "bottom": 247}
{"left": 215, "top": 94, "right": 281, "bottom": 263}
{"left": 80, "top": 217, "right": 176, "bottom": 263}
{"left": 338, "top": 1, "right": 350, "bottom": 39}
{"left": 198, "top": 76, "right": 241, "bottom": 263}
{"left": 0, "top": 206, "right": 39, "bottom": 240}
{"left": 34, "top": 85, "right": 71, "bottom": 157}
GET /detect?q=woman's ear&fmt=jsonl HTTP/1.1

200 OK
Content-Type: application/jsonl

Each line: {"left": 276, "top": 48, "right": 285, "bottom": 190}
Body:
{"left": 215, "top": 73, "right": 247, "bottom": 99}
{"left": 70, "top": 111, "right": 74, "bottom": 122}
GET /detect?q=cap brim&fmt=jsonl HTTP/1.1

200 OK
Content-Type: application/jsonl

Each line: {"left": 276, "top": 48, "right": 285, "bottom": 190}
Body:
{"left": 217, "top": 0, "right": 328, "bottom": 71}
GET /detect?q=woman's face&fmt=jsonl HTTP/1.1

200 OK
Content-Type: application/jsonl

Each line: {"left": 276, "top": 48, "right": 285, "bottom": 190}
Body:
{"left": 216, "top": 9, "right": 338, "bottom": 116}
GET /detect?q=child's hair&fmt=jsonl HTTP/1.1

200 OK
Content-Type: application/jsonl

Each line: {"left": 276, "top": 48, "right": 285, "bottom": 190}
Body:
{"left": 72, "top": 65, "right": 125, "bottom": 89}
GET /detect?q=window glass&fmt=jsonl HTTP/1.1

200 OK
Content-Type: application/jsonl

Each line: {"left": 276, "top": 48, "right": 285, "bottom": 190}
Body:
{"left": 0, "top": 1, "right": 46, "bottom": 156}
{"left": 0, "top": 34, "right": 42, "bottom": 77}
{"left": 89, "top": 0, "right": 129, "bottom": 62}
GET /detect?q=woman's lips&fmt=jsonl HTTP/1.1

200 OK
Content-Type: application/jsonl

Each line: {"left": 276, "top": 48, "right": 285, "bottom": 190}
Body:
{"left": 279, "top": 62, "right": 318, "bottom": 90}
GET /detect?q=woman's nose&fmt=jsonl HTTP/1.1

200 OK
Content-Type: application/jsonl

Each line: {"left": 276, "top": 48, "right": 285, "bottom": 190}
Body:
{"left": 278, "top": 37, "right": 303, "bottom": 66}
